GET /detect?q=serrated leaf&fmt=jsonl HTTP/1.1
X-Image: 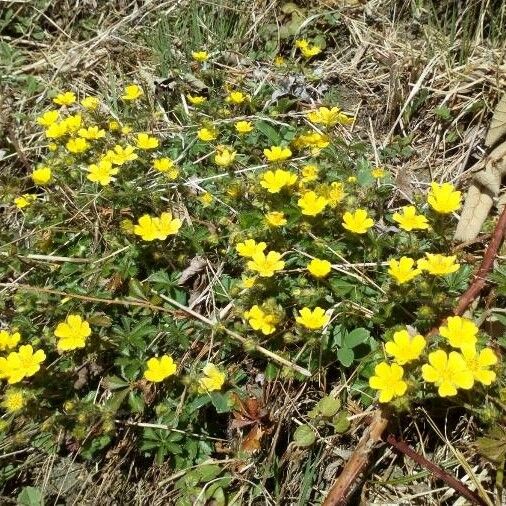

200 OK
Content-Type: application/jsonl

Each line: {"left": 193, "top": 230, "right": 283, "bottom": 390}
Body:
{"left": 17, "top": 486, "right": 44, "bottom": 506}
{"left": 293, "top": 424, "right": 316, "bottom": 447}
{"left": 344, "top": 328, "right": 370, "bottom": 348}
{"left": 337, "top": 347, "right": 354, "bottom": 367}
{"left": 210, "top": 392, "right": 231, "bottom": 413}
{"left": 333, "top": 411, "right": 351, "bottom": 434}
{"left": 315, "top": 396, "right": 341, "bottom": 417}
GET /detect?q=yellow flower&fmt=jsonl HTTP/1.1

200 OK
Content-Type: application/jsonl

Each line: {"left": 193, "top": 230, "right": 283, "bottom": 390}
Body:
{"left": 54, "top": 314, "right": 91, "bottom": 352}
{"left": 263, "top": 145, "right": 292, "bottom": 163}
{"left": 121, "top": 125, "right": 132, "bottom": 135}
{"left": 187, "top": 94, "right": 207, "bottom": 105}
{"left": 295, "top": 307, "right": 330, "bottom": 330}
{"left": 197, "top": 127, "right": 217, "bottom": 142}
{"left": 236, "top": 239, "right": 266, "bottom": 258}
{"left": 244, "top": 305, "right": 277, "bottom": 335}
{"left": 226, "top": 91, "right": 248, "bottom": 104}
{"left": 0, "top": 330, "right": 21, "bottom": 351}
{"left": 214, "top": 147, "right": 236, "bottom": 167}
{"left": 342, "top": 209, "right": 374, "bottom": 234}
{"left": 120, "top": 219, "right": 135, "bottom": 234}
{"left": 4, "top": 345, "right": 46, "bottom": 384}
{"left": 66, "top": 137, "right": 89, "bottom": 154}
{"left": 62, "top": 114, "right": 83, "bottom": 133}
{"left": 392, "top": 206, "right": 429, "bottom": 231}
{"left": 274, "top": 55, "right": 285, "bottom": 66}
{"left": 347, "top": 176, "right": 357, "bottom": 183}
{"left": 199, "top": 192, "right": 213, "bottom": 206}
{"left": 301, "top": 164, "right": 319, "bottom": 183}
{"left": 369, "top": 362, "right": 407, "bottom": 403}
{"left": 439, "top": 316, "right": 478, "bottom": 349}
{"left": 387, "top": 257, "right": 422, "bottom": 284}
{"left": 153, "top": 157, "right": 174, "bottom": 173}
{"left": 2, "top": 389, "right": 26, "bottom": 413}
{"left": 385, "top": 329, "right": 426, "bottom": 365}
{"left": 192, "top": 50, "right": 209, "bottom": 62}
{"left": 81, "top": 96, "right": 100, "bottom": 109}
{"left": 121, "top": 84, "right": 143, "bottom": 101}
{"left": 198, "top": 363, "right": 226, "bottom": 393}
{"left": 48, "top": 142, "right": 57, "bottom": 151}
{"left": 247, "top": 251, "right": 285, "bottom": 277}
{"left": 234, "top": 120, "right": 253, "bottom": 134}
{"left": 417, "top": 253, "right": 460, "bottom": 276}
{"left": 326, "top": 182, "right": 345, "bottom": 207}
{"left": 241, "top": 277, "right": 257, "bottom": 289}
{"left": 260, "top": 169, "right": 297, "bottom": 193}
{"left": 307, "top": 107, "right": 341, "bottom": 126}
{"left": 105, "top": 145, "right": 138, "bottom": 165}
{"left": 53, "top": 91, "right": 76, "bottom": 106}
{"left": 31, "top": 167, "right": 52, "bottom": 185}
{"left": 37, "top": 110, "right": 59, "bottom": 127}
{"left": 293, "top": 132, "right": 330, "bottom": 150}
{"left": 298, "top": 191, "right": 328, "bottom": 216}
{"left": 427, "top": 182, "right": 461, "bottom": 214}
{"left": 86, "top": 160, "right": 119, "bottom": 186}
{"left": 136, "top": 133, "right": 159, "bottom": 150}
{"left": 307, "top": 258, "right": 332, "bottom": 278}
{"left": 422, "top": 350, "right": 474, "bottom": 397}
{"left": 133, "top": 213, "right": 182, "bottom": 241}
{"left": 295, "top": 39, "right": 322, "bottom": 58}
{"left": 78, "top": 126, "right": 106, "bottom": 140}
{"left": 45, "top": 121, "right": 68, "bottom": 138}
{"left": 144, "top": 355, "right": 177, "bottom": 382}
{"left": 461, "top": 345, "right": 498, "bottom": 386}
{"left": 14, "top": 194, "right": 36, "bottom": 209}
{"left": 108, "top": 120, "right": 120, "bottom": 131}
{"left": 371, "top": 167, "right": 386, "bottom": 178}
{"left": 265, "top": 211, "right": 287, "bottom": 227}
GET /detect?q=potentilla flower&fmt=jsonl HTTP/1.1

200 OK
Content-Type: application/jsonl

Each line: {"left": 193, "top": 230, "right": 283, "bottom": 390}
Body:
{"left": 153, "top": 157, "right": 175, "bottom": 173}
{"left": 54, "top": 314, "right": 91, "bottom": 351}
{"left": 187, "top": 94, "right": 207, "bottom": 105}
{"left": 198, "top": 192, "right": 213, "bottom": 206}
{"left": 31, "top": 167, "right": 52, "bottom": 185}
{"left": 369, "top": 362, "right": 407, "bottom": 402}
{"left": 247, "top": 251, "right": 285, "bottom": 277}
{"left": 392, "top": 206, "right": 429, "bottom": 231}
{"left": 234, "top": 120, "right": 254, "bottom": 134}
{"left": 461, "top": 345, "right": 498, "bottom": 385}
{"left": 197, "top": 127, "right": 217, "bottom": 142}
{"left": 14, "top": 194, "right": 36, "bottom": 209}
{"left": 297, "top": 191, "right": 328, "bottom": 216}
{"left": 347, "top": 176, "right": 357, "bottom": 183}
{"left": 236, "top": 239, "right": 267, "bottom": 258}
{"left": 121, "top": 125, "right": 132, "bottom": 135}
{"left": 4, "top": 345, "right": 46, "bottom": 384}
{"left": 66, "top": 137, "right": 89, "bottom": 154}
{"left": 144, "top": 355, "right": 177, "bottom": 382}
{"left": 133, "top": 213, "right": 182, "bottom": 241}
{"left": 244, "top": 305, "right": 278, "bottom": 335}
{"left": 295, "top": 307, "right": 330, "bottom": 330}
{"left": 37, "top": 110, "right": 59, "bottom": 127}
{"left": 157, "top": 212, "right": 183, "bottom": 239}
{"left": 0, "top": 330, "right": 21, "bottom": 351}
{"left": 136, "top": 133, "right": 159, "bottom": 150}
{"left": 108, "top": 120, "right": 120, "bottom": 131}
{"left": 265, "top": 211, "right": 287, "bottom": 227}
{"left": 260, "top": 169, "right": 297, "bottom": 193}
{"left": 104, "top": 145, "right": 138, "bottom": 165}
{"left": 325, "top": 182, "right": 346, "bottom": 207}
{"left": 241, "top": 276, "right": 257, "bottom": 289}
{"left": 45, "top": 121, "right": 68, "bottom": 138}
{"left": 307, "top": 258, "right": 332, "bottom": 278}
{"left": 301, "top": 164, "right": 319, "bottom": 182}
{"left": 1, "top": 389, "right": 26, "bottom": 413}
{"left": 439, "top": 316, "right": 478, "bottom": 349}
{"left": 214, "top": 147, "right": 236, "bottom": 167}
{"left": 307, "top": 106, "right": 341, "bottom": 126}
{"left": 53, "top": 91, "right": 76, "bottom": 106}
{"left": 192, "top": 50, "right": 209, "bottom": 62}
{"left": 385, "top": 329, "right": 426, "bottom": 365}
{"left": 198, "top": 363, "right": 226, "bottom": 393}
{"left": 417, "top": 253, "right": 460, "bottom": 276}
{"left": 371, "top": 167, "right": 386, "bottom": 178}
{"left": 263, "top": 145, "right": 292, "bottom": 163}
{"left": 293, "top": 131, "right": 330, "bottom": 150}
{"left": 342, "top": 209, "right": 374, "bottom": 234}
{"left": 295, "top": 39, "right": 322, "bottom": 58}
{"left": 422, "top": 350, "right": 474, "bottom": 397}
{"left": 62, "top": 114, "right": 82, "bottom": 133}
{"left": 427, "top": 182, "right": 461, "bottom": 213}
{"left": 387, "top": 257, "right": 422, "bottom": 284}
{"left": 86, "top": 160, "right": 119, "bottom": 186}
{"left": 226, "top": 91, "right": 248, "bottom": 104}
{"left": 78, "top": 126, "right": 106, "bottom": 140}
{"left": 121, "top": 84, "right": 143, "bottom": 101}
{"left": 81, "top": 96, "right": 100, "bottom": 109}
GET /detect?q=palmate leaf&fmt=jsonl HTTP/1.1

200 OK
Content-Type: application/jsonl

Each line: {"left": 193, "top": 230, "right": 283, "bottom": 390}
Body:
{"left": 476, "top": 426, "right": 506, "bottom": 465}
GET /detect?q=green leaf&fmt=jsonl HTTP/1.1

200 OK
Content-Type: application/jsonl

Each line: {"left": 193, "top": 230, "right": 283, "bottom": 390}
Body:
{"left": 210, "top": 392, "right": 231, "bottom": 413}
{"left": 333, "top": 411, "right": 351, "bottom": 434}
{"left": 265, "top": 362, "right": 280, "bottom": 381}
{"left": 104, "top": 375, "right": 129, "bottom": 391}
{"left": 344, "top": 328, "right": 370, "bottom": 348}
{"left": 329, "top": 278, "right": 355, "bottom": 297}
{"left": 293, "top": 424, "right": 316, "bottom": 447}
{"left": 315, "top": 396, "right": 341, "bottom": 417}
{"left": 256, "top": 120, "right": 281, "bottom": 144}
{"left": 337, "top": 347, "right": 354, "bottom": 367}
{"left": 128, "top": 391, "right": 145, "bottom": 413}
{"left": 17, "top": 487, "right": 44, "bottom": 506}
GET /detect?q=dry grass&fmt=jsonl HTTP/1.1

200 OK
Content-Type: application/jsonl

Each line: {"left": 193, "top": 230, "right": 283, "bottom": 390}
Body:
{"left": 1, "top": 0, "right": 505, "bottom": 504}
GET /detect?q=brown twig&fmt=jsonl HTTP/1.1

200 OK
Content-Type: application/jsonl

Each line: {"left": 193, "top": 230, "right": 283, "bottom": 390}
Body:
{"left": 323, "top": 207, "right": 506, "bottom": 505}
{"left": 386, "top": 434, "right": 488, "bottom": 506}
